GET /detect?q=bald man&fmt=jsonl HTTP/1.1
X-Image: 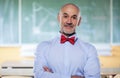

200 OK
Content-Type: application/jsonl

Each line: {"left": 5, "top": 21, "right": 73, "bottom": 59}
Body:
{"left": 34, "top": 3, "right": 100, "bottom": 78}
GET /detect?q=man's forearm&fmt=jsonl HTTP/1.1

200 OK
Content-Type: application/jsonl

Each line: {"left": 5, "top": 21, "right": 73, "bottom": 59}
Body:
{"left": 71, "top": 76, "right": 84, "bottom": 78}
{"left": 43, "top": 66, "right": 84, "bottom": 78}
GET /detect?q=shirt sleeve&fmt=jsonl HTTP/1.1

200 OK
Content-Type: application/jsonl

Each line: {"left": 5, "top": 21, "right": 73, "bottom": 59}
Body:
{"left": 33, "top": 42, "right": 71, "bottom": 78}
{"left": 84, "top": 45, "right": 101, "bottom": 78}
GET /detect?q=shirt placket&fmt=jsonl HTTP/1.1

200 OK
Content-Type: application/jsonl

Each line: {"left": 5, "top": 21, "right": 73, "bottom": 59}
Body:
{"left": 64, "top": 42, "right": 70, "bottom": 74}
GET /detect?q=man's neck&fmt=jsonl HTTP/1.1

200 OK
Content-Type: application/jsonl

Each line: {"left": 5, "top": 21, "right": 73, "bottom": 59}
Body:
{"left": 60, "top": 31, "right": 76, "bottom": 37}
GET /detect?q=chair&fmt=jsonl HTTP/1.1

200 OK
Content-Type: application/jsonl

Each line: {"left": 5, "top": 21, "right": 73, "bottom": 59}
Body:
{"left": 114, "top": 74, "right": 120, "bottom": 78}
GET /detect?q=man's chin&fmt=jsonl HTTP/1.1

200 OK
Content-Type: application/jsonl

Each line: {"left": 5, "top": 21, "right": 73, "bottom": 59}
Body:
{"left": 63, "top": 30, "right": 71, "bottom": 33}
{"left": 64, "top": 32, "right": 72, "bottom": 34}
{"left": 64, "top": 31, "right": 74, "bottom": 35}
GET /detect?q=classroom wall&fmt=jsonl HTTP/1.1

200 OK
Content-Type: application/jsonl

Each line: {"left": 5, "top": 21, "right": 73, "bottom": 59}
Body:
{"left": 0, "top": 46, "right": 120, "bottom": 68}
{"left": 99, "top": 46, "right": 120, "bottom": 68}
{"left": 0, "top": 47, "right": 34, "bottom": 65}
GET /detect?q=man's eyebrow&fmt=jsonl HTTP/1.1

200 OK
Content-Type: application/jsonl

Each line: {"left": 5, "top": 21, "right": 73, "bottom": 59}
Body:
{"left": 63, "top": 13, "right": 68, "bottom": 15}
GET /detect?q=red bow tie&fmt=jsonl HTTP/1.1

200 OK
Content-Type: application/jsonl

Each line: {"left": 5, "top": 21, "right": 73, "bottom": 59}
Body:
{"left": 60, "top": 35, "right": 75, "bottom": 45}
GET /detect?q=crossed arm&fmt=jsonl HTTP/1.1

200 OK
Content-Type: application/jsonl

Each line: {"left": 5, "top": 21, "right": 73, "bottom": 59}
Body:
{"left": 43, "top": 66, "right": 84, "bottom": 78}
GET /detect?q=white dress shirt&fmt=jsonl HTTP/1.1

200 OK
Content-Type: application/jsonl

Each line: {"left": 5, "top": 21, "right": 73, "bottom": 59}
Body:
{"left": 34, "top": 34, "right": 100, "bottom": 78}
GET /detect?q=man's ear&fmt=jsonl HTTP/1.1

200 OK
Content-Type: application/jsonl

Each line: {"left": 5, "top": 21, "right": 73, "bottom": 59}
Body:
{"left": 77, "top": 17, "right": 82, "bottom": 26}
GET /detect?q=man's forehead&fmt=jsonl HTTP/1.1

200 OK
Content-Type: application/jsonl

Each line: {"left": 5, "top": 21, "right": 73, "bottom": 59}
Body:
{"left": 61, "top": 5, "right": 79, "bottom": 13}
{"left": 62, "top": 12, "right": 78, "bottom": 17}
{"left": 60, "top": 10, "right": 79, "bottom": 17}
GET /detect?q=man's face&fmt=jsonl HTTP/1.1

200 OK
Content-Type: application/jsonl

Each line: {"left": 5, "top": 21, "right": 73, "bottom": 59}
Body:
{"left": 58, "top": 5, "right": 81, "bottom": 34}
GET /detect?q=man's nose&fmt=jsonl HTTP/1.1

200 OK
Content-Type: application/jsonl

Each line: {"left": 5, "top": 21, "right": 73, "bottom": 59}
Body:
{"left": 67, "top": 18, "right": 72, "bottom": 23}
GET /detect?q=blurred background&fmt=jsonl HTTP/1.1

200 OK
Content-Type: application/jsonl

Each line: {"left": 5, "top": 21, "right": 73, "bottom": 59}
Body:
{"left": 0, "top": 0, "right": 120, "bottom": 78}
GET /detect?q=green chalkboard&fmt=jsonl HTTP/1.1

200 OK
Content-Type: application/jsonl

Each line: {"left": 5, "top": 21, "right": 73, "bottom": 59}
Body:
{"left": 0, "top": 0, "right": 120, "bottom": 45}
{"left": 0, "top": 0, "right": 19, "bottom": 45}
{"left": 113, "top": 0, "right": 120, "bottom": 43}
{"left": 22, "top": 0, "right": 111, "bottom": 44}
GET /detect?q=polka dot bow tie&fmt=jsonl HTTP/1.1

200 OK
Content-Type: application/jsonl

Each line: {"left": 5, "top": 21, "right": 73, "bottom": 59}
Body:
{"left": 60, "top": 35, "right": 75, "bottom": 45}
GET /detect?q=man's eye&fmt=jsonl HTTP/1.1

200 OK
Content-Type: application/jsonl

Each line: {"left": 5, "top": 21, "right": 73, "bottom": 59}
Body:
{"left": 63, "top": 16, "right": 68, "bottom": 18}
{"left": 72, "top": 16, "right": 77, "bottom": 19}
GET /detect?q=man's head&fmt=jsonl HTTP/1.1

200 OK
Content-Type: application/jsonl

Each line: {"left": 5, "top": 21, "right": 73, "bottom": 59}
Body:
{"left": 58, "top": 3, "right": 81, "bottom": 35}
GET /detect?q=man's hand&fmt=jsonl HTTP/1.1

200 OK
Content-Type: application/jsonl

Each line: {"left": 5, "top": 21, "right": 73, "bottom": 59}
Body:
{"left": 71, "top": 76, "right": 84, "bottom": 78}
{"left": 43, "top": 66, "right": 52, "bottom": 73}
